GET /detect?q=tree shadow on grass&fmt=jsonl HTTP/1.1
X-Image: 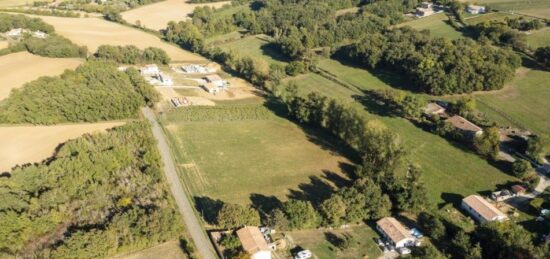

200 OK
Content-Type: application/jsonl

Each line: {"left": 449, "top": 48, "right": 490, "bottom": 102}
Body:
{"left": 260, "top": 42, "right": 292, "bottom": 64}
{"left": 288, "top": 175, "right": 335, "bottom": 207}
{"left": 194, "top": 196, "right": 224, "bottom": 225}
{"left": 250, "top": 193, "right": 282, "bottom": 215}
{"left": 440, "top": 192, "right": 465, "bottom": 208}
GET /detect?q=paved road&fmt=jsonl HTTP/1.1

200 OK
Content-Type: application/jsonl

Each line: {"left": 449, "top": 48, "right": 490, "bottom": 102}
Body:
{"left": 142, "top": 107, "right": 217, "bottom": 259}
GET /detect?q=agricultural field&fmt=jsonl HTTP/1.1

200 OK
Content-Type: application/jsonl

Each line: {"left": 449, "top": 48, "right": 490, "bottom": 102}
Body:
{"left": 287, "top": 58, "right": 518, "bottom": 205}
{"left": 396, "top": 13, "right": 464, "bottom": 40}
{"left": 30, "top": 15, "right": 204, "bottom": 62}
{"left": 527, "top": 27, "right": 550, "bottom": 49}
{"left": 114, "top": 240, "right": 187, "bottom": 259}
{"left": 288, "top": 226, "right": 382, "bottom": 259}
{"left": 121, "top": 0, "right": 231, "bottom": 31}
{"left": 464, "top": 0, "right": 550, "bottom": 18}
{"left": 475, "top": 68, "right": 550, "bottom": 151}
{"left": 0, "top": 0, "right": 29, "bottom": 7}
{"left": 217, "top": 35, "right": 289, "bottom": 65}
{"left": 163, "top": 104, "right": 351, "bottom": 204}
{"left": 0, "top": 40, "right": 8, "bottom": 49}
{"left": 463, "top": 12, "right": 519, "bottom": 25}
{"left": 0, "top": 121, "right": 124, "bottom": 173}
{"left": 0, "top": 51, "right": 82, "bottom": 100}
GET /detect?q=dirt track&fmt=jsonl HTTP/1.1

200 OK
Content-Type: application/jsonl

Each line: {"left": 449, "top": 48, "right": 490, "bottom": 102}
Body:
{"left": 0, "top": 121, "right": 124, "bottom": 173}
{"left": 0, "top": 52, "right": 82, "bottom": 100}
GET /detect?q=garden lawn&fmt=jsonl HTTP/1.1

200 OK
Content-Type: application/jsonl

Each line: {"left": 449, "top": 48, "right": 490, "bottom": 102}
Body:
{"left": 163, "top": 107, "right": 350, "bottom": 204}
{"left": 288, "top": 225, "right": 382, "bottom": 259}
{"left": 476, "top": 68, "right": 550, "bottom": 151}
{"left": 217, "top": 35, "right": 289, "bottom": 65}
{"left": 289, "top": 58, "right": 518, "bottom": 205}
{"left": 397, "top": 13, "right": 464, "bottom": 40}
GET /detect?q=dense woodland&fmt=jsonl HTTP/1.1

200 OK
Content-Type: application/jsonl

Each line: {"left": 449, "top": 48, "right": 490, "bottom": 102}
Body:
{"left": 0, "top": 61, "right": 159, "bottom": 124}
{"left": 0, "top": 123, "right": 185, "bottom": 258}
{"left": 94, "top": 45, "right": 171, "bottom": 64}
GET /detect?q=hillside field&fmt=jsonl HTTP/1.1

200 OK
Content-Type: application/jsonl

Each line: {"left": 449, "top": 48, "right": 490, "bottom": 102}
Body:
{"left": 217, "top": 35, "right": 289, "bottom": 65}
{"left": 0, "top": 121, "right": 124, "bottom": 173}
{"left": 121, "top": 0, "right": 231, "bottom": 31}
{"left": 31, "top": 15, "right": 204, "bottom": 62}
{"left": 163, "top": 104, "right": 351, "bottom": 204}
{"left": 0, "top": 52, "right": 82, "bottom": 100}
{"left": 397, "top": 13, "right": 463, "bottom": 40}
{"left": 527, "top": 27, "right": 550, "bottom": 49}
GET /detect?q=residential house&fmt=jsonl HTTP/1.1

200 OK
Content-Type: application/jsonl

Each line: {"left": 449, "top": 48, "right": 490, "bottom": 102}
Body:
{"left": 467, "top": 5, "right": 486, "bottom": 14}
{"left": 423, "top": 102, "right": 446, "bottom": 116}
{"left": 237, "top": 226, "right": 272, "bottom": 259}
{"left": 140, "top": 64, "right": 160, "bottom": 75}
{"left": 33, "top": 30, "right": 47, "bottom": 39}
{"left": 416, "top": 2, "right": 434, "bottom": 17}
{"left": 462, "top": 195, "right": 508, "bottom": 223}
{"left": 204, "top": 74, "right": 225, "bottom": 88}
{"left": 376, "top": 217, "right": 416, "bottom": 249}
{"left": 445, "top": 115, "right": 483, "bottom": 139}
{"left": 491, "top": 190, "right": 512, "bottom": 202}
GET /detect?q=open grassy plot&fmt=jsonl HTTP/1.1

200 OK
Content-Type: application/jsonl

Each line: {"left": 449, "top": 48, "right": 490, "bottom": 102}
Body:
{"left": 0, "top": 0, "right": 30, "bottom": 7}
{"left": 396, "top": 13, "right": 464, "bottom": 40}
{"left": 476, "top": 68, "right": 550, "bottom": 150}
{"left": 291, "top": 58, "right": 517, "bottom": 204}
{"left": 121, "top": 0, "right": 231, "bottom": 31}
{"left": 288, "top": 225, "right": 382, "bottom": 259}
{"left": 163, "top": 105, "right": 349, "bottom": 204}
{"left": 463, "top": 0, "right": 550, "bottom": 18}
{"left": 464, "top": 12, "right": 519, "bottom": 25}
{"left": 0, "top": 52, "right": 82, "bottom": 100}
{"left": 114, "top": 240, "right": 186, "bottom": 259}
{"left": 218, "top": 35, "right": 289, "bottom": 65}
{"left": 31, "top": 15, "right": 204, "bottom": 62}
{"left": 527, "top": 27, "right": 550, "bottom": 49}
{"left": 0, "top": 121, "right": 124, "bottom": 173}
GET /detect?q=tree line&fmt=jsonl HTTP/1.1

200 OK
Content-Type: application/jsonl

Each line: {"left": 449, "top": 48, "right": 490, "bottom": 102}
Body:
{"left": 94, "top": 45, "right": 171, "bottom": 64}
{"left": 0, "top": 61, "right": 159, "bottom": 124}
{"left": 0, "top": 122, "right": 190, "bottom": 258}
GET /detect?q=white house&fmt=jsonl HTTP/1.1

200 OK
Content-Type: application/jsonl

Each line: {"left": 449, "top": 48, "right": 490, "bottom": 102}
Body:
{"left": 154, "top": 72, "right": 173, "bottom": 86}
{"left": 140, "top": 64, "right": 160, "bottom": 75}
{"left": 467, "top": 5, "right": 486, "bottom": 14}
{"left": 204, "top": 74, "right": 225, "bottom": 88}
{"left": 416, "top": 2, "right": 434, "bottom": 17}
{"left": 462, "top": 195, "right": 508, "bottom": 223}
{"left": 6, "top": 28, "right": 23, "bottom": 37}
{"left": 32, "top": 30, "right": 47, "bottom": 39}
{"left": 376, "top": 217, "right": 416, "bottom": 249}
{"left": 237, "top": 226, "right": 272, "bottom": 259}
{"left": 181, "top": 64, "right": 216, "bottom": 74}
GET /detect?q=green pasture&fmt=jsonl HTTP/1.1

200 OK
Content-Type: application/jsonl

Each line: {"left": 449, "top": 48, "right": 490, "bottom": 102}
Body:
{"left": 217, "top": 35, "right": 289, "bottom": 65}
{"left": 397, "top": 13, "right": 464, "bottom": 40}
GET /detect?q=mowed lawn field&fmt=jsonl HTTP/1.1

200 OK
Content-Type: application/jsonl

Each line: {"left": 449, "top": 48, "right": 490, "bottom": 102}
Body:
{"left": 286, "top": 58, "right": 517, "bottom": 204}
{"left": 30, "top": 15, "right": 204, "bottom": 62}
{"left": 527, "top": 27, "right": 550, "bottom": 49}
{"left": 217, "top": 35, "right": 289, "bottom": 65}
{"left": 397, "top": 13, "right": 463, "bottom": 40}
{"left": 0, "top": 52, "right": 82, "bottom": 100}
{"left": 476, "top": 68, "right": 550, "bottom": 150}
{"left": 0, "top": 121, "right": 124, "bottom": 173}
{"left": 463, "top": 0, "right": 550, "bottom": 18}
{"left": 163, "top": 105, "right": 350, "bottom": 204}
{"left": 121, "top": 0, "right": 231, "bottom": 31}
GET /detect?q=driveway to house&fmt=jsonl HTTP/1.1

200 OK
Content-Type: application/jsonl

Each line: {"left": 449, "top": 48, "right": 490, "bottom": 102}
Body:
{"left": 142, "top": 107, "right": 217, "bottom": 259}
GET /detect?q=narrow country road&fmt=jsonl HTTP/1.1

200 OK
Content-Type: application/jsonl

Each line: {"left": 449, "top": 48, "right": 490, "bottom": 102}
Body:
{"left": 142, "top": 107, "right": 217, "bottom": 259}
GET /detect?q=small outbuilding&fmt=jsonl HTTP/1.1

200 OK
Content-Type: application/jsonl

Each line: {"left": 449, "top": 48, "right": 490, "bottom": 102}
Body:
{"left": 491, "top": 190, "right": 512, "bottom": 202}
{"left": 461, "top": 195, "right": 508, "bottom": 223}
{"left": 467, "top": 5, "right": 486, "bottom": 14}
{"left": 376, "top": 217, "right": 416, "bottom": 249}
{"left": 204, "top": 74, "right": 225, "bottom": 88}
{"left": 237, "top": 226, "right": 272, "bottom": 259}
{"left": 445, "top": 115, "right": 483, "bottom": 139}
{"left": 511, "top": 185, "right": 527, "bottom": 196}
{"left": 140, "top": 64, "right": 160, "bottom": 75}
{"left": 6, "top": 28, "right": 23, "bottom": 37}
{"left": 423, "top": 102, "right": 446, "bottom": 116}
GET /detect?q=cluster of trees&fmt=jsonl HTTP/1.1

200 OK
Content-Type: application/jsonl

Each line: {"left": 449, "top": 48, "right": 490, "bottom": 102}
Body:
{"left": 535, "top": 46, "right": 550, "bottom": 67}
{"left": 0, "top": 13, "right": 54, "bottom": 33}
{"left": 372, "top": 89, "right": 426, "bottom": 119}
{"left": 54, "top": 0, "right": 164, "bottom": 13}
{"left": 95, "top": 45, "right": 171, "bottom": 64}
{"left": 0, "top": 8, "right": 80, "bottom": 17}
{"left": 192, "top": 5, "right": 235, "bottom": 37}
{"left": 0, "top": 61, "right": 159, "bottom": 124}
{"left": 346, "top": 27, "right": 521, "bottom": 95}
{"left": 505, "top": 17, "right": 546, "bottom": 31}
{"left": 0, "top": 123, "right": 186, "bottom": 258}
{"left": 17, "top": 34, "right": 88, "bottom": 58}
{"left": 470, "top": 21, "right": 528, "bottom": 51}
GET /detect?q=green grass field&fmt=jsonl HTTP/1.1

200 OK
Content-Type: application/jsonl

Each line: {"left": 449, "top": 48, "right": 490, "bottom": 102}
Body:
{"left": 217, "top": 35, "right": 289, "bottom": 65}
{"left": 286, "top": 59, "right": 518, "bottom": 205}
{"left": 397, "top": 13, "right": 464, "bottom": 40}
{"left": 470, "top": 0, "right": 550, "bottom": 18}
{"left": 163, "top": 104, "right": 350, "bottom": 204}
{"left": 476, "top": 68, "right": 550, "bottom": 151}
{"left": 463, "top": 12, "right": 519, "bottom": 25}
{"left": 527, "top": 28, "right": 550, "bottom": 49}
{"left": 288, "top": 226, "right": 382, "bottom": 259}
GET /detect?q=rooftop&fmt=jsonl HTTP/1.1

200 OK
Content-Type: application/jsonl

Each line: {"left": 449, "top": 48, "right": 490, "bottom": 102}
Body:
{"left": 205, "top": 74, "right": 223, "bottom": 82}
{"left": 236, "top": 226, "right": 270, "bottom": 255}
{"left": 376, "top": 217, "right": 413, "bottom": 243}
{"left": 463, "top": 195, "right": 507, "bottom": 221}
{"left": 446, "top": 115, "right": 483, "bottom": 133}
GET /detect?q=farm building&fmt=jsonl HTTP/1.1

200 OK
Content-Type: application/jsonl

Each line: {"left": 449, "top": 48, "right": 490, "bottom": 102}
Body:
{"left": 181, "top": 64, "right": 215, "bottom": 74}
{"left": 204, "top": 74, "right": 225, "bottom": 88}
{"left": 445, "top": 115, "right": 483, "bottom": 139}
{"left": 467, "top": 5, "right": 486, "bottom": 14}
{"left": 423, "top": 102, "right": 446, "bottom": 116}
{"left": 202, "top": 82, "right": 221, "bottom": 94}
{"left": 6, "top": 28, "right": 24, "bottom": 37}
{"left": 461, "top": 195, "right": 508, "bottom": 223}
{"left": 33, "top": 31, "right": 47, "bottom": 39}
{"left": 236, "top": 226, "right": 272, "bottom": 259}
{"left": 140, "top": 64, "right": 160, "bottom": 75}
{"left": 376, "top": 217, "right": 416, "bottom": 249}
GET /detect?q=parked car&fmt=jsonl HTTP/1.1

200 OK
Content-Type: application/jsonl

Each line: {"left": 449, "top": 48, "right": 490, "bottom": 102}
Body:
{"left": 295, "top": 249, "right": 312, "bottom": 259}
{"left": 399, "top": 247, "right": 411, "bottom": 255}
